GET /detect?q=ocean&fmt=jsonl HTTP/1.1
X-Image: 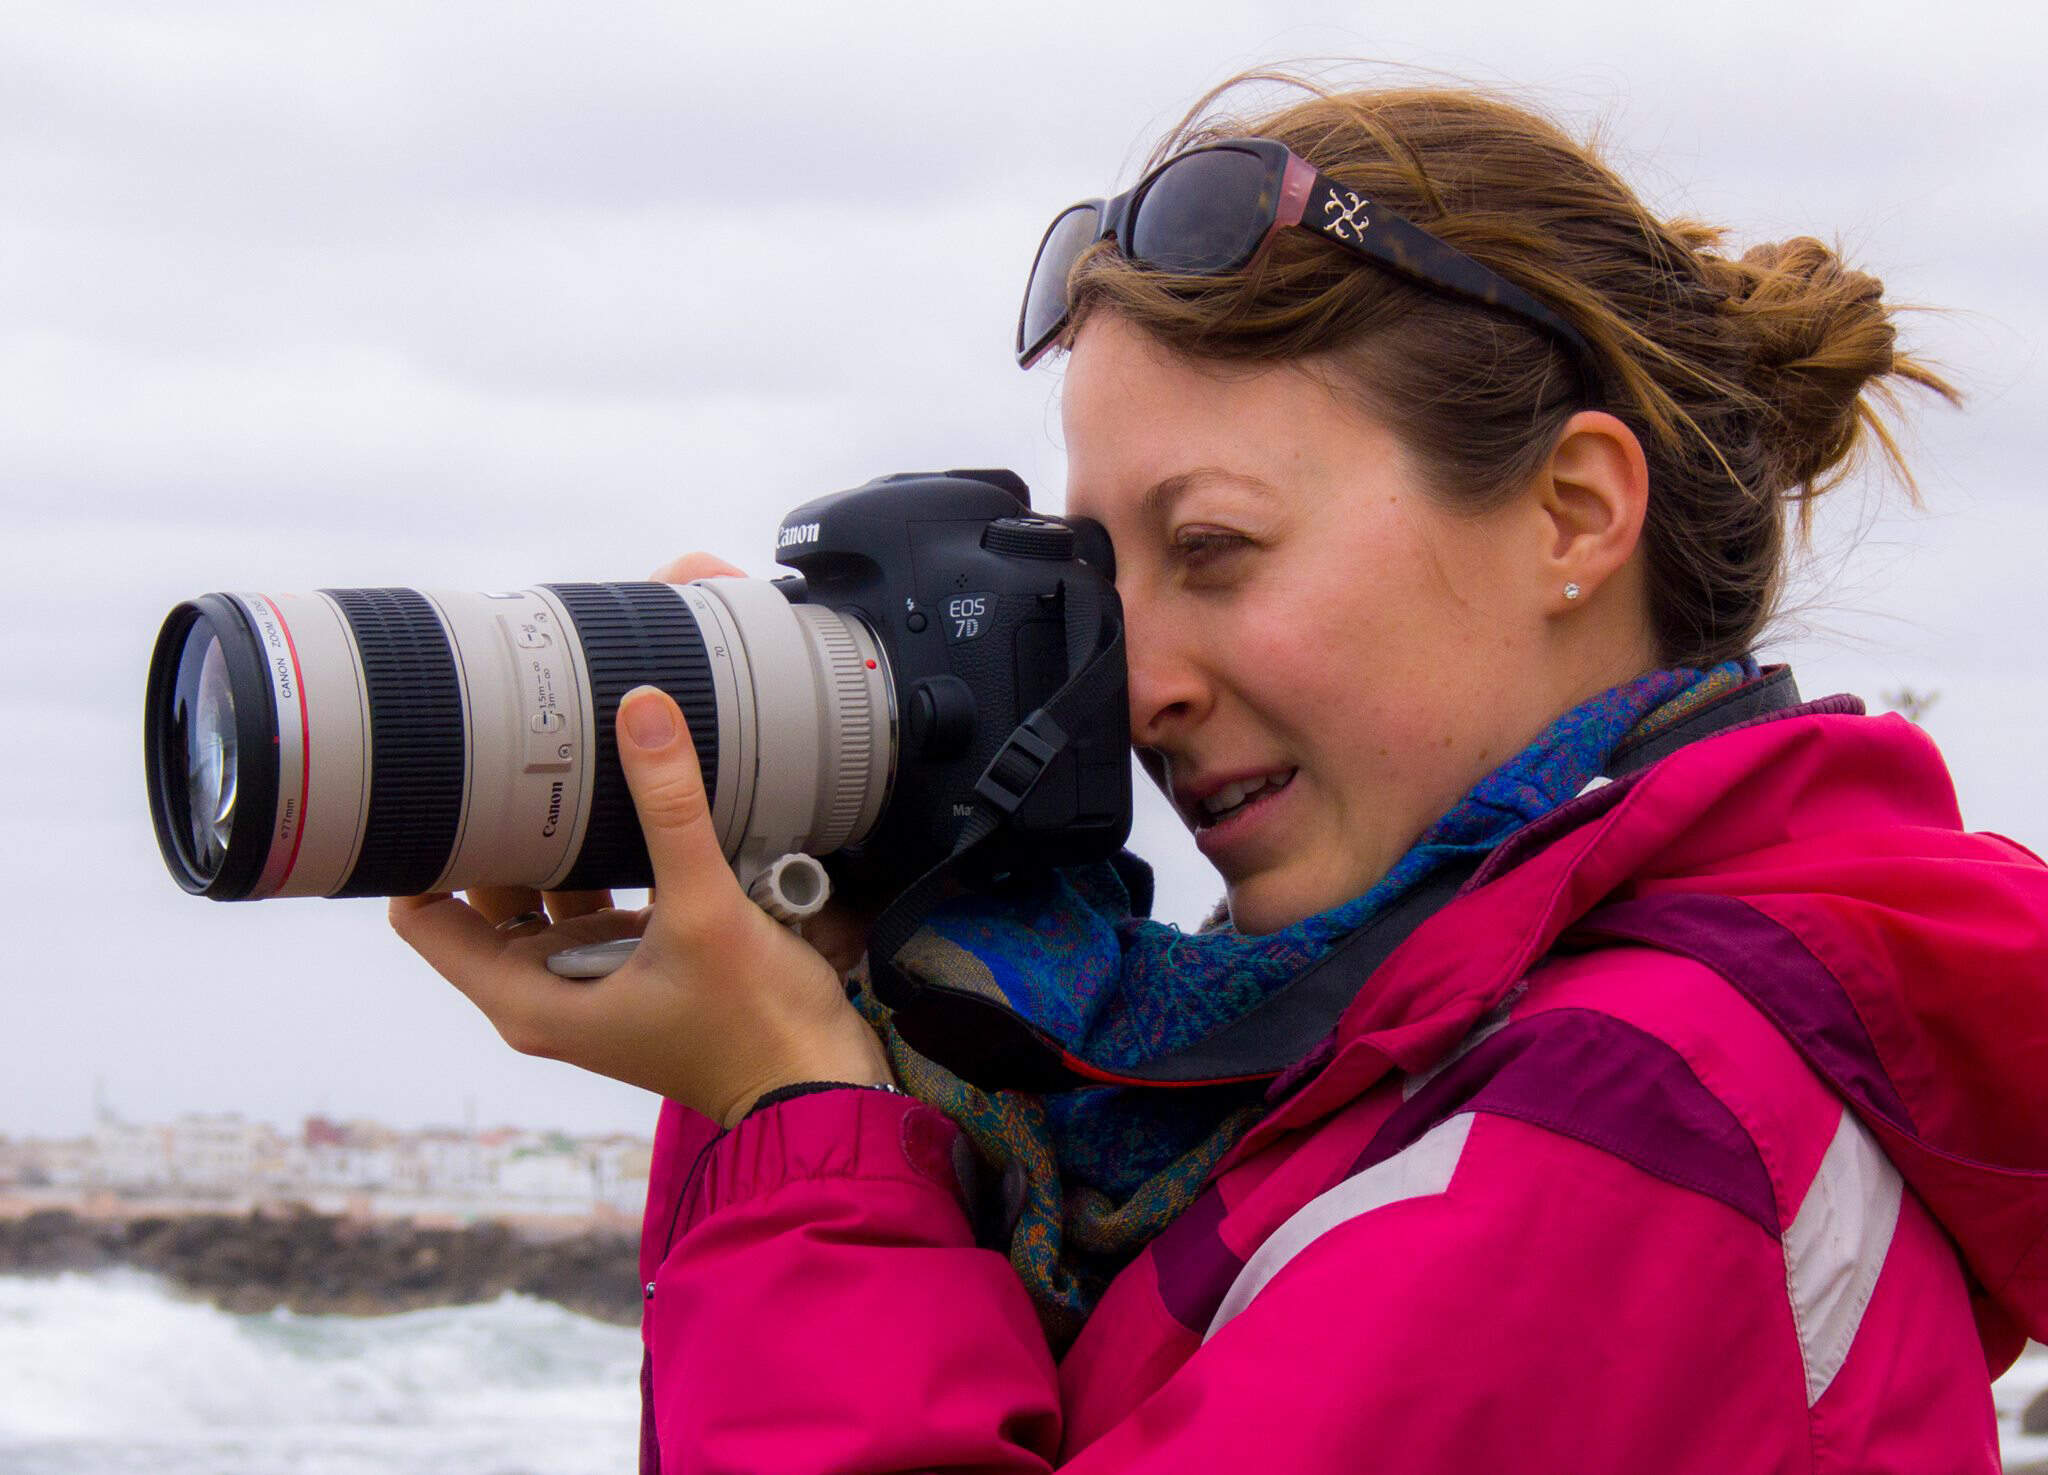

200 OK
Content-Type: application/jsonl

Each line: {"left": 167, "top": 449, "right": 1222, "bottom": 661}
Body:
{"left": 2, "top": 1271, "right": 2044, "bottom": 1471}
{"left": 2002, "top": 1342, "right": 2048, "bottom": 1472}
{"left": 0, "top": 1272, "right": 639, "bottom": 1475}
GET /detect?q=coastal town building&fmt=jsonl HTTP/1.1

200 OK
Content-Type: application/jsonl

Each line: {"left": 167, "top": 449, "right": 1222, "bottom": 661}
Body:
{"left": 0, "top": 1104, "right": 652, "bottom": 1228}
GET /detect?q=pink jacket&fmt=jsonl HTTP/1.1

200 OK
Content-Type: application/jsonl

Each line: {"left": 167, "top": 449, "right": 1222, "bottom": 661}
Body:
{"left": 637, "top": 700, "right": 2048, "bottom": 1472}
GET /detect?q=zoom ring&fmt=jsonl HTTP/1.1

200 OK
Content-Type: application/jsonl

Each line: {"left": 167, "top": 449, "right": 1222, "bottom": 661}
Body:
{"left": 546, "top": 583, "right": 718, "bottom": 891}
{"left": 324, "top": 588, "right": 467, "bottom": 897}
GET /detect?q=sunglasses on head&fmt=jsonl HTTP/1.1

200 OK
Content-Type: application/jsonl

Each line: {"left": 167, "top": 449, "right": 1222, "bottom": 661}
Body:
{"left": 1016, "top": 136, "right": 1599, "bottom": 392}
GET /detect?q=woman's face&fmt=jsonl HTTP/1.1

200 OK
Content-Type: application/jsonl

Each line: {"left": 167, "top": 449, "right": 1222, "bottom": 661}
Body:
{"left": 1061, "top": 313, "right": 1594, "bottom": 934}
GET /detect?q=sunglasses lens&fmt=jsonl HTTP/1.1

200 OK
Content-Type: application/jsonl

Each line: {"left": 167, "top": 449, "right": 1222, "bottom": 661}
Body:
{"left": 1129, "top": 148, "right": 1273, "bottom": 272}
{"left": 1019, "top": 203, "right": 1103, "bottom": 359}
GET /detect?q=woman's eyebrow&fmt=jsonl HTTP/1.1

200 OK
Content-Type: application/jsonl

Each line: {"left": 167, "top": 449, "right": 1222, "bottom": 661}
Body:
{"left": 1139, "top": 468, "right": 1283, "bottom": 521}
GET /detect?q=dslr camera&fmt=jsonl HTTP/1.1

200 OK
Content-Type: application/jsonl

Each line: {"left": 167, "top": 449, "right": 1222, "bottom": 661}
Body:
{"left": 143, "top": 470, "right": 1132, "bottom": 916}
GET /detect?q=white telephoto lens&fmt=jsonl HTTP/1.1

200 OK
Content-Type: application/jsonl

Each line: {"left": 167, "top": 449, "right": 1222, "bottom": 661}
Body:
{"left": 143, "top": 581, "right": 895, "bottom": 900}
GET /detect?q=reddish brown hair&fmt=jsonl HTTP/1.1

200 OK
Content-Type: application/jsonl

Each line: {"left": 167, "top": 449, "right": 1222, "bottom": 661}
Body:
{"left": 1064, "top": 75, "right": 1958, "bottom": 666}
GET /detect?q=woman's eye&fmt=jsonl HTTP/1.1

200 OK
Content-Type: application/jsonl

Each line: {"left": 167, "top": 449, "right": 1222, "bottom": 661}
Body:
{"left": 1173, "top": 530, "right": 1251, "bottom": 570}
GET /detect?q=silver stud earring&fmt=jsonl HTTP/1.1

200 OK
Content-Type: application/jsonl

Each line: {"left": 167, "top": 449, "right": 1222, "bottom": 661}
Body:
{"left": 1563, "top": 582, "right": 1583, "bottom": 601}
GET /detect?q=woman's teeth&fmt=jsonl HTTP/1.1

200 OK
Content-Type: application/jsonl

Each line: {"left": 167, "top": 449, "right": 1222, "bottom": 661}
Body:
{"left": 1199, "top": 770, "right": 1296, "bottom": 823}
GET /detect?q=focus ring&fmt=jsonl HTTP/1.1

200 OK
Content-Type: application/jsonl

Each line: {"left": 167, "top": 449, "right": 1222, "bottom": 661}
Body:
{"left": 324, "top": 588, "right": 466, "bottom": 897}
{"left": 795, "top": 606, "right": 873, "bottom": 853}
{"left": 546, "top": 583, "right": 717, "bottom": 891}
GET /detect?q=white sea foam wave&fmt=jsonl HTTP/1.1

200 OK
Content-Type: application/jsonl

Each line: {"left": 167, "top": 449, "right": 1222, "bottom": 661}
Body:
{"left": 1995, "top": 1342, "right": 2048, "bottom": 1470}
{"left": 0, "top": 1270, "right": 638, "bottom": 1475}
{"left": 5, "top": 1272, "right": 2041, "bottom": 1472}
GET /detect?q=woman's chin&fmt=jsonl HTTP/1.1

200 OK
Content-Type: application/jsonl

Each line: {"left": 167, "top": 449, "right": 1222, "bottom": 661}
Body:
{"left": 1220, "top": 876, "right": 1322, "bottom": 937}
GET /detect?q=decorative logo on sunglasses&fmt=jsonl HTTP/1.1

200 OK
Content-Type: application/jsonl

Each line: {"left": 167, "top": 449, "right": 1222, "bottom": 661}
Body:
{"left": 1322, "top": 191, "right": 1372, "bottom": 243}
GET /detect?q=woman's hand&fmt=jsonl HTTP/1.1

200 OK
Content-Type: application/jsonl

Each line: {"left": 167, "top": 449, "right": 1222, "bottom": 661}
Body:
{"left": 389, "top": 552, "right": 893, "bottom": 1127}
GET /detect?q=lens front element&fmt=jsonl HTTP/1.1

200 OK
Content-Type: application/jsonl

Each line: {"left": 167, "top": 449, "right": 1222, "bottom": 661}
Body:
{"left": 178, "top": 633, "right": 237, "bottom": 879}
{"left": 144, "top": 596, "right": 282, "bottom": 898}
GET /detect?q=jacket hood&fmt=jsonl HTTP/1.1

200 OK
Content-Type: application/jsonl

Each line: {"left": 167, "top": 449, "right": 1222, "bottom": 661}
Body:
{"left": 1243, "top": 699, "right": 2048, "bottom": 1361}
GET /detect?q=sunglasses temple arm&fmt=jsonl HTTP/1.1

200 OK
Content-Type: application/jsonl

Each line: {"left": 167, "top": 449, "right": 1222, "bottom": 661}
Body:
{"left": 1299, "top": 168, "right": 1600, "bottom": 390}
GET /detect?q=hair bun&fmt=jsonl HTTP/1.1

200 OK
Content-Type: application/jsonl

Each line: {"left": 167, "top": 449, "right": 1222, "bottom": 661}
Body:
{"left": 1717, "top": 237, "right": 1897, "bottom": 494}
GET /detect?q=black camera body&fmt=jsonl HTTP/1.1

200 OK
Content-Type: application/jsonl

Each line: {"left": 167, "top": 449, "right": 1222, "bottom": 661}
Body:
{"left": 773, "top": 469, "right": 1132, "bottom": 896}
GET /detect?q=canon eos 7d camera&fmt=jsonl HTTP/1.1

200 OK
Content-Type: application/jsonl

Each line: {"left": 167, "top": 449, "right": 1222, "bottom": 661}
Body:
{"left": 143, "top": 470, "right": 1132, "bottom": 921}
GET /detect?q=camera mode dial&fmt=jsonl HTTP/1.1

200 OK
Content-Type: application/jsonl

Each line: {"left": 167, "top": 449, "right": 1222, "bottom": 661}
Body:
{"left": 980, "top": 517, "right": 1076, "bottom": 560}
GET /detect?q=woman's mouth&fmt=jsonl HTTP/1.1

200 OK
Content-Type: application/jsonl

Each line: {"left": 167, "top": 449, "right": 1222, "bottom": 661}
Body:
{"left": 1191, "top": 769, "right": 1297, "bottom": 829}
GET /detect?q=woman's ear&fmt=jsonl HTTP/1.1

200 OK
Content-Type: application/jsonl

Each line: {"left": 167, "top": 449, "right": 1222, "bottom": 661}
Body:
{"left": 1536, "top": 410, "right": 1650, "bottom": 610}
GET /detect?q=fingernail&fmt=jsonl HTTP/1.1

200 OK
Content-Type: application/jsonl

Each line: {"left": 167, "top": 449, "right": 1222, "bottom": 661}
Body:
{"left": 620, "top": 687, "right": 677, "bottom": 749}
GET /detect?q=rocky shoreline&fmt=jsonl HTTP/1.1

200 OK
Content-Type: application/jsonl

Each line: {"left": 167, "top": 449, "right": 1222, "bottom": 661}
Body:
{"left": 0, "top": 1207, "right": 642, "bottom": 1325}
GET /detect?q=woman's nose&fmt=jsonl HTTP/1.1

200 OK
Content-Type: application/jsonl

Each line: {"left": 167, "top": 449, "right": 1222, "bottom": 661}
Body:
{"left": 1122, "top": 594, "right": 1209, "bottom": 748}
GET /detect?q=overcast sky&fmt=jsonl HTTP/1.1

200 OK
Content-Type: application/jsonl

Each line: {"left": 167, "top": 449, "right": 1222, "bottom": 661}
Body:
{"left": 6, "top": 0, "right": 2043, "bottom": 1140}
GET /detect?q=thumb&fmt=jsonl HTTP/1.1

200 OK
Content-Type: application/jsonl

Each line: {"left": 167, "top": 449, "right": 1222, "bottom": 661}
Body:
{"left": 615, "top": 685, "right": 730, "bottom": 928}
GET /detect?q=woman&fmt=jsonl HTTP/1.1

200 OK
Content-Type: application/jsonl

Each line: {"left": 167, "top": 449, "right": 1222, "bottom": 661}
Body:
{"left": 393, "top": 79, "right": 2048, "bottom": 1470}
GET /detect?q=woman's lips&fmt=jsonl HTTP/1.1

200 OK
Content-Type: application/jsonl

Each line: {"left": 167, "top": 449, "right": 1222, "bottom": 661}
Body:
{"left": 1184, "top": 767, "right": 1297, "bottom": 826}
{"left": 1194, "top": 769, "right": 1295, "bottom": 822}
{"left": 1191, "top": 769, "right": 1298, "bottom": 865}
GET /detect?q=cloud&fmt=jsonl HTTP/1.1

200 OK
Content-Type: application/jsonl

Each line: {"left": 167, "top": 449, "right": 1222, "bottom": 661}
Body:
{"left": 10, "top": 0, "right": 2046, "bottom": 1137}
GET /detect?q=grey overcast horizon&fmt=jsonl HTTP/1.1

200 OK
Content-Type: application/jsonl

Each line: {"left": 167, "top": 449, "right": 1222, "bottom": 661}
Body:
{"left": 8, "top": 0, "right": 2043, "bottom": 1140}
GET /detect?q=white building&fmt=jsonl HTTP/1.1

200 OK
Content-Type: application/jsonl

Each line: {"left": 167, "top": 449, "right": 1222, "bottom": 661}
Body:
{"left": 166, "top": 1113, "right": 270, "bottom": 1189}
{"left": 498, "top": 1146, "right": 597, "bottom": 1209}
{"left": 10, "top": 1106, "right": 650, "bottom": 1219}
{"left": 588, "top": 1136, "right": 654, "bottom": 1213}
{"left": 91, "top": 1113, "right": 169, "bottom": 1189}
{"left": 402, "top": 1130, "right": 488, "bottom": 1194}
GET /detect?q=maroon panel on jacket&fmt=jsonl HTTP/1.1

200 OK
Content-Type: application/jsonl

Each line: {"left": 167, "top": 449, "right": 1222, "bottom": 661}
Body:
{"left": 1364, "top": 1008, "right": 1781, "bottom": 1235}
{"left": 1572, "top": 893, "right": 1915, "bottom": 1133}
{"left": 1153, "top": 1006, "right": 1782, "bottom": 1337}
{"left": 1148, "top": 1176, "right": 1244, "bottom": 1333}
